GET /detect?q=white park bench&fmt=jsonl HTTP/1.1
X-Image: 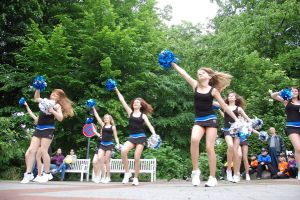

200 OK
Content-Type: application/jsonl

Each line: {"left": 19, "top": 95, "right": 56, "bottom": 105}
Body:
{"left": 92, "top": 158, "right": 157, "bottom": 182}
{"left": 65, "top": 159, "right": 91, "bottom": 182}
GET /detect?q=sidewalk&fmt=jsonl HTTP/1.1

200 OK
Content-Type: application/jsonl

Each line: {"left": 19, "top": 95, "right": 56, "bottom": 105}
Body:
{"left": 0, "top": 179, "right": 299, "bottom": 200}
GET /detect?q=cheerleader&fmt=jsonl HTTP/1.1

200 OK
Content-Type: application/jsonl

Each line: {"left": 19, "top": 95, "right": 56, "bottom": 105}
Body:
{"left": 271, "top": 87, "right": 300, "bottom": 180}
{"left": 114, "top": 88, "right": 156, "bottom": 186}
{"left": 170, "top": 62, "right": 239, "bottom": 187}
{"left": 21, "top": 89, "right": 73, "bottom": 183}
{"left": 92, "top": 107, "right": 120, "bottom": 183}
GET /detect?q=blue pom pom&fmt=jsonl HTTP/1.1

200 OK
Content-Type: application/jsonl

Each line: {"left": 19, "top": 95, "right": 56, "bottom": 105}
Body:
{"left": 86, "top": 99, "right": 96, "bottom": 108}
{"left": 19, "top": 97, "right": 26, "bottom": 106}
{"left": 158, "top": 50, "right": 177, "bottom": 70}
{"left": 105, "top": 79, "right": 117, "bottom": 91}
{"left": 258, "top": 131, "right": 269, "bottom": 141}
{"left": 279, "top": 88, "right": 292, "bottom": 101}
{"left": 33, "top": 76, "right": 47, "bottom": 91}
{"left": 86, "top": 117, "right": 94, "bottom": 124}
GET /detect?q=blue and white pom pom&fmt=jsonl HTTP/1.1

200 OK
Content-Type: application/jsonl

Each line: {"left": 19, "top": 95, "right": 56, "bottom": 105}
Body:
{"left": 85, "top": 117, "right": 94, "bottom": 124}
{"left": 19, "top": 97, "right": 26, "bottom": 106}
{"left": 158, "top": 49, "right": 177, "bottom": 70}
{"left": 38, "top": 98, "right": 55, "bottom": 115}
{"left": 252, "top": 117, "right": 263, "bottom": 130}
{"left": 279, "top": 88, "right": 292, "bottom": 101}
{"left": 147, "top": 134, "right": 161, "bottom": 150}
{"left": 33, "top": 76, "right": 47, "bottom": 91}
{"left": 86, "top": 99, "right": 96, "bottom": 108}
{"left": 258, "top": 131, "right": 269, "bottom": 142}
{"left": 105, "top": 79, "right": 117, "bottom": 91}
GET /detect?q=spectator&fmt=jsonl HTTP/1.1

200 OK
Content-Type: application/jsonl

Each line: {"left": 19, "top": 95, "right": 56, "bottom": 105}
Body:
{"left": 287, "top": 154, "right": 298, "bottom": 178}
{"left": 272, "top": 154, "right": 289, "bottom": 179}
{"left": 50, "top": 148, "right": 64, "bottom": 173}
{"left": 54, "top": 149, "right": 77, "bottom": 181}
{"left": 257, "top": 148, "right": 275, "bottom": 179}
{"left": 267, "top": 127, "right": 285, "bottom": 173}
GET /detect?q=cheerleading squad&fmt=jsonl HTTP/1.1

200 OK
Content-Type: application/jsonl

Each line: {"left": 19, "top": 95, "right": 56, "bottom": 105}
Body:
{"left": 20, "top": 50, "right": 300, "bottom": 187}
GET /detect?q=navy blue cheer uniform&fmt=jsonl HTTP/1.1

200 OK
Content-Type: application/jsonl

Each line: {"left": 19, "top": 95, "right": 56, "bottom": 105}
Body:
{"left": 32, "top": 111, "right": 55, "bottom": 139}
{"left": 223, "top": 106, "right": 240, "bottom": 137}
{"left": 285, "top": 101, "right": 300, "bottom": 135}
{"left": 99, "top": 125, "right": 114, "bottom": 151}
{"left": 128, "top": 112, "right": 147, "bottom": 144}
{"left": 194, "top": 87, "right": 218, "bottom": 128}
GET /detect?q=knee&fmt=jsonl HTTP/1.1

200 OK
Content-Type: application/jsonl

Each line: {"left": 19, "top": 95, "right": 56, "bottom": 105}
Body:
{"left": 206, "top": 145, "right": 214, "bottom": 154}
{"left": 121, "top": 150, "right": 128, "bottom": 157}
{"left": 26, "top": 148, "right": 37, "bottom": 157}
{"left": 227, "top": 144, "right": 234, "bottom": 151}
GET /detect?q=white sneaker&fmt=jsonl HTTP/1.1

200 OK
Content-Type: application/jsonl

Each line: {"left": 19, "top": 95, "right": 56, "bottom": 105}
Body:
{"left": 191, "top": 169, "right": 201, "bottom": 186}
{"left": 122, "top": 172, "right": 132, "bottom": 184}
{"left": 93, "top": 177, "right": 100, "bottom": 184}
{"left": 232, "top": 175, "right": 240, "bottom": 183}
{"left": 102, "top": 177, "right": 111, "bottom": 184}
{"left": 43, "top": 172, "right": 53, "bottom": 181}
{"left": 246, "top": 174, "right": 251, "bottom": 181}
{"left": 33, "top": 175, "right": 43, "bottom": 183}
{"left": 226, "top": 170, "right": 233, "bottom": 182}
{"left": 132, "top": 178, "right": 139, "bottom": 186}
{"left": 205, "top": 176, "right": 217, "bottom": 187}
{"left": 20, "top": 173, "right": 34, "bottom": 184}
{"left": 100, "top": 177, "right": 106, "bottom": 183}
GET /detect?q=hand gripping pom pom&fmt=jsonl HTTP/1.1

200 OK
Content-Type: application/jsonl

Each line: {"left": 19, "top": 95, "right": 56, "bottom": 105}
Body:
{"left": 105, "top": 79, "right": 117, "bottom": 91}
{"left": 158, "top": 50, "right": 177, "bottom": 70}
{"left": 252, "top": 117, "right": 263, "bottom": 130}
{"left": 19, "top": 97, "right": 26, "bottom": 106}
{"left": 33, "top": 76, "right": 47, "bottom": 91}
{"left": 115, "top": 144, "right": 123, "bottom": 152}
{"left": 228, "top": 120, "right": 245, "bottom": 135}
{"left": 38, "top": 98, "right": 55, "bottom": 115}
{"left": 258, "top": 131, "right": 269, "bottom": 142}
{"left": 239, "top": 124, "right": 252, "bottom": 142}
{"left": 85, "top": 117, "right": 94, "bottom": 124}
{"left": 86, "top": 99, "right": 96, "bottom": 108}
{"left": 147, "top": 134, "right": 161, "bottom": 150}
{"left": 279, "top": 88, "right": 292, "bottom": 101}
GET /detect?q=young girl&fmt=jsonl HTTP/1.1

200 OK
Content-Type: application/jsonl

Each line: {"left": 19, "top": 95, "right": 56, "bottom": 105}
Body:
{"left": 114, "top": 87, "right": 156, "bottom": 186}
{"left": 170, "top": 62, "right": 239, "bottom": 187}
{"left": 221, "top": 92, "right": 252, "bottom": 183}
{"left": 92, "top": 107, "right": 120, "bottom": 183}
{"left": 21, "top": 89, "right": 73, "bottom": 183}
{"left": 271, "top": 87, "right": 300, "bottom": 180}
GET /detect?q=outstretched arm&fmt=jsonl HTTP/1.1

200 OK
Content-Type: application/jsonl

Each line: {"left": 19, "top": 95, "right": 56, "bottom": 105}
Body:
{"left": 24, "top": 102, "right": 38, "bottom": 124}
{"left": 171, "top": 63, "right": 198, "bottom": 89}
{"left": 238, "top": 107, "right": 252, "bottom": 122}
{"left": 115, "top": 88, "right": 132, "bottom": 116}
{"left": 34, "top": 90, "right": 42, "bottom": 103}
{"left": 142, "top": 114, "right": 156, "bottom": 135}
{"left": 112, "top": 126, "right": 120, "bottom": 145}
{"left": 271, "top": 91, "right": 287, "bottom": 106}
{"left": 92, "top": 107, "right": 104, "bottom": 127}
{"left": 213, "top": 89, "right": 238, "bottom": 122}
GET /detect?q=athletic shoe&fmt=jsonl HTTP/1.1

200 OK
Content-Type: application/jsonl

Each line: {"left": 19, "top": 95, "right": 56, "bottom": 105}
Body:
{"left": 205, "top": 176, "right": 217, "bottom": 187}
{"left": 20, "top": 173, "right": 34, "bottom": 184}
{"left": 43, "top": 172, "right": 53, "bottom": 181}
{"left": 32, "top": 175, "right": 43, "bottom": 183}
{"left": 246, "top": 174, "right": 251, "bottom": 181}
{"left": 226, "top": 169, "right": 233, "bottom": 182}
{"left": 132, "top": 178, "right": 139, "bottom": 186}
{"left": 93, "top": 177, "right": 100, "bottom": 184}
{"left": 103, "top": 177, "right": 111, "bottom": 184}
{"left": 122, "top": 172, "right": 132, "bottom": 184}
{"left": 191, "top": 169, "right": 201, "bottom": 186}
{"left": 232, "top": 175, "right": 240, "bottom": 183}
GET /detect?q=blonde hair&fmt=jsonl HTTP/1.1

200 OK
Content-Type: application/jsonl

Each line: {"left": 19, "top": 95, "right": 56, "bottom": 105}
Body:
{"left": 103, "top": 114, "right": 115, "bottom": 126}
{"left": 200, "top": 68, "right": 232, "bottom": 92}
{"left": 52, "top": 89, "right": 74, "bottom": 118}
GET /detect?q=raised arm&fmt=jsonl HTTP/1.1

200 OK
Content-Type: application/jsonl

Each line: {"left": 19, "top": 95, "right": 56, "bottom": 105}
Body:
{"left": 34, "top": 90, "right": 42, "bottom": 103}
{"left": 92, "top": 107, "right": 104, "bottom": 127}
{"left": 212, "top": 89, "right": 239, "bottom": 122}
{"left": 171, "top": 63, "right": 198, "bottom": 89}
{"left": 115, "top": 88, "right": 132, "bottom": 116}
{"left": 142, "top": 114, "right": 156, "bottom": 135}
{"left": 112, "top": 126, "right": 120, "bottom": 145}
{"left": 24, "top": 102, "right": 38, "bottom": 124}
{"left": 271, "top": 91, "right": 287, "bottom": 106}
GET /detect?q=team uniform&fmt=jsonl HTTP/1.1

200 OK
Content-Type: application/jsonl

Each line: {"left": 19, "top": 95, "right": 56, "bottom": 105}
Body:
{"left": 128, "top": 112, "right": 147, "bottom": 144}
{"left": 223, "top": 106, "right": 240, "bottom": 137}
{"left": 194, "top": 87, "right": 218, "bottom": 128}
{"left": 285, "top": 101, "right": 300, "bottom": 135}
{"left": 99, "top": 125, "right": 114, "bottom": 151}
{"left": 32, "top": 111, "right": 55, "bottom": 139}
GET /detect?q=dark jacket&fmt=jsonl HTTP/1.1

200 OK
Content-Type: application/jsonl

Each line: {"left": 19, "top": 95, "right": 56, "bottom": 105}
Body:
{"left": 267, "top": 135, "right": 285, "bottom": 156}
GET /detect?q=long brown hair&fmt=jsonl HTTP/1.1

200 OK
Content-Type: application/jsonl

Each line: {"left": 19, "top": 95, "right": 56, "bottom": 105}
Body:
{"left": 130, "top": 97, "right": 153, "bottom": 116}
{"left": 291, "top": 86, "right": 300, "bottom": 101}
{"left": 52, "top": 89, "right": 74, "bottom": 117}
{"left": 225, "top": 92, "right": 246, "bottom": 109}
{"left": 200, "top": 68, "right": 232, "bottom": 92}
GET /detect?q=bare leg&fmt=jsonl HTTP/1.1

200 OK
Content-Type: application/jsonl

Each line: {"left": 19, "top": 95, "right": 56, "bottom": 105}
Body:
{"left": 190, "top": 125, "right": 205, "bottom": 170}
{"left": 93, "top": 153, "right": 100, "bottom": 177}
{"left": 25, "top": 137, "right": 40, "bottom": 173}
{"left": 40, "top": 138, "right": 52, "bottom": 173}
{"left": 205, "top": 127, "right": 218, "bottom": 177}
{"left": 121, "top": 141, "right": 135, "bottom": 173}
{"left": 105, "top": 150, "right": 112, "bottom": 178}
{"left": 98, "top": 149, "right": 106, "bottom": 179}
{"left": 134, "top": 144, "right": 144, "bottom": 178}
{"left": 225, "top": 136, "right": 234, "bottom": 171}
{"left": 288, "top": 134, "right": 300, "bottom": 172}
